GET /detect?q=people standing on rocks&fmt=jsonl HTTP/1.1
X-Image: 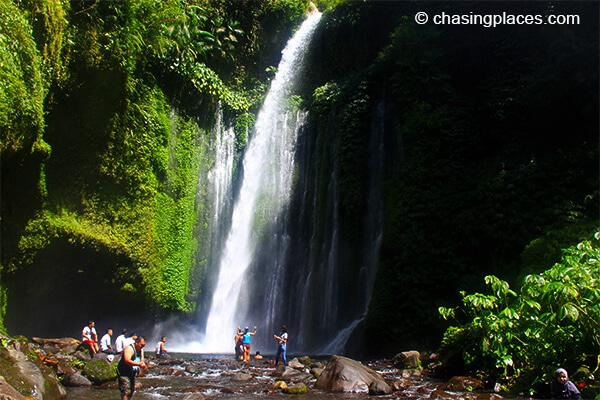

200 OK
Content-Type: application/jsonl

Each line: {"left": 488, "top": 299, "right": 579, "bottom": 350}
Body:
{"left": 155, "top": 336, "right": 169, "bottom": 359}
{"left": 100, "top": 328, "right": 117, "bottom": 355}
{"left": 550, "top": 368, "right": 582, "bottom": 399}
{"left": 117, "top": 335, "right": 147, "bottom": 400}
{"left": 274, "top": 325, "right": 288, "bottom": 366}
{"left": 238, "top": 326, "right": 257, "bottom": 363}
{"left": 81, "top": 320, "right": 99, "bottom": 355}
{"left": 115, "top": 329, "right": 128, "bottom": 353}
{"left": 234, "top": 330, "right": 244, "bottom": 360}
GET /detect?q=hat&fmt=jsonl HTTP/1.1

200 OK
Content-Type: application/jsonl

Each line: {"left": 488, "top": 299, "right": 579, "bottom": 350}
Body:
{"left": 244, "top": 327, "right": 249, "bottom": 331}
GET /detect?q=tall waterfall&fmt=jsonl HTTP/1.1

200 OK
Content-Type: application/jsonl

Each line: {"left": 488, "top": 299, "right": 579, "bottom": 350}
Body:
{"left": 202, "top": 12, "right": 322, "bottom": 353}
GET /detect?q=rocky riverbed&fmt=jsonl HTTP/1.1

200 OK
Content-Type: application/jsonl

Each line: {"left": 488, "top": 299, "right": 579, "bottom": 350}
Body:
{"left": 0, "top": 334, "right": 507, "bottom": 400}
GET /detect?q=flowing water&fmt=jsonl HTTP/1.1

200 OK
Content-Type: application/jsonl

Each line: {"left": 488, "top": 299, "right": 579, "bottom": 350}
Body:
{"left": 65, "top": 354, "right": 446, "bottom": 400}
{"left": 202, "top": 11, "right": 322, "bottom": 353}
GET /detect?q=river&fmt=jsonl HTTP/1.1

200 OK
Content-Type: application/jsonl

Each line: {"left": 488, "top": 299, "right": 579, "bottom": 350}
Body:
{"left": 64, "top": 353, "right": 446, "bottom": 399}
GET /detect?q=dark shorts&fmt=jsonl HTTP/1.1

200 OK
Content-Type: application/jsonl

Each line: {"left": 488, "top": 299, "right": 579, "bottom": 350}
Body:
{"left": 118, "top": 375, "right": 135, "bottom": 398}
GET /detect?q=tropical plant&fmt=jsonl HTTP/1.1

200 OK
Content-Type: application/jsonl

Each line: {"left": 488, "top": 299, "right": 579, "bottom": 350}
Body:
{"left": 439, "top": 231, "right": 600, "bottom": 396}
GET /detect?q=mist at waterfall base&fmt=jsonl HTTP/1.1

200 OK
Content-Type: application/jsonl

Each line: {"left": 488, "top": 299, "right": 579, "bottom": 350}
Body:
{"left": 162, "top": 10, "right": 383, "bottom": 356}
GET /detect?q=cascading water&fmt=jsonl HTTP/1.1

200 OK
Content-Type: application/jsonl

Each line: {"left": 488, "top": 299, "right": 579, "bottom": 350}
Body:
{"left": 202, "top": 11, "right": 322, "bottom": 353}
{"left": 206, "top": 106, "right": 236, "bottom": 270}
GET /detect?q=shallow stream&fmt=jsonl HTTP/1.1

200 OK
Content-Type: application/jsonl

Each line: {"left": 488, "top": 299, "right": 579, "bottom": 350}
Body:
{"left": 64, "top": 353, "right": 445, "bottom": 399}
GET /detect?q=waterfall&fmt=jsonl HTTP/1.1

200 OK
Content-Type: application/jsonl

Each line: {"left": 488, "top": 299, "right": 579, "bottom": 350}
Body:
{"left": 202, "top": 12, "right": 322, "bottom": 353}
{"left": 206, "top": 106, "right": 235, "bottom": 269}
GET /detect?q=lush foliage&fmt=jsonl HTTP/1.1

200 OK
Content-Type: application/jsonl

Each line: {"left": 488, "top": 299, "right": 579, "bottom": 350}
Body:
{"left": 1, "top": 0, "right": 310, "bottom": 328}
{"left": 439, "top": 232, "right": 600, "bottom": 396}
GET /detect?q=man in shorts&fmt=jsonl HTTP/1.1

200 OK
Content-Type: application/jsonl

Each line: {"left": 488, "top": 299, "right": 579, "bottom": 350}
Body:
{"left": 117, "top": 336, "right": 146, "bottom": 400}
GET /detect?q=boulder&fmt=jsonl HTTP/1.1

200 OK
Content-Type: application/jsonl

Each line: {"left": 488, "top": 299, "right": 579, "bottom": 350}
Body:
{"left": 287, "top": 358, "right": 304, "bottom": 369}
{"left": 315, "top": 355, "right": 391, "bottom": 394}
{"left": 282, "top": 382, "right": 307, "bottom": 394}
{"left": 82, "top": 357, "right": 117, "bottom": 384}
{"left": 185, "top": 364, "right": 198, "bottom": 374}
{"left": 281, "top": 366, "right": 304, "bottom": 379}
{"left": 62, "top": 372, "right": 92, "bottom": 387}
{"left": 231, "top": 372, "right": 253, "bottom": 382}
{"left": 273, "top": 381, "right": 288, "bottom": 390}
{"left": 310, "top": 367, "right": 324, "bottom": 378}
{"left": 389, "top": 377, "right": 413, "bottom": 391}
{"left": 370, "top": 379, "right": 392, "bottom": 395}
{"left": 31, "top": 337, "right": 80, "bottom": 354}
{"left": 392, "top": 350, "right": 421, "bottom": 369}
{"left": 297, "top": 356, "right": 312, "bottom": 365}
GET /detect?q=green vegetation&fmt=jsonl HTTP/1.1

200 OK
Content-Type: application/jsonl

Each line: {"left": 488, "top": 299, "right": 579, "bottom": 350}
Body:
{"left": 0, "top": 0, "right": 311, "bottom": 327}
{"left": 439, "top": 232, "right": 600, "bottom": 397}
{"left": 301, "top": 0, "right": 597, "bottom": 364}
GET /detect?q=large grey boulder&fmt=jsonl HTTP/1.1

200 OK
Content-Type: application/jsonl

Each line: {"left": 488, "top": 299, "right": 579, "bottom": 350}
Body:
{"left": 315, "top": 355, "right": 391, "bottom": 394}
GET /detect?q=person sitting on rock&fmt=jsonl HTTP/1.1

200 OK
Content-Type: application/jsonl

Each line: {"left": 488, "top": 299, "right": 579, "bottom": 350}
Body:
{"left": 82, "top": 320, "right": 99, "bottom": 355}
{"left": 155, "top": 336, "right": 169, "bottom": 359}
{"left": 115, "top": 329, "right": 128, "bottom": 353}
{"left": 100, "top": 328, "right": 117, "bottom": 355}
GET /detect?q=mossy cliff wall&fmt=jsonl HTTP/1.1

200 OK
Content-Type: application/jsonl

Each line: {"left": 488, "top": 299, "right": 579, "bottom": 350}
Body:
{"left": 0, "top": 0, "right": 308, "bottom": 336}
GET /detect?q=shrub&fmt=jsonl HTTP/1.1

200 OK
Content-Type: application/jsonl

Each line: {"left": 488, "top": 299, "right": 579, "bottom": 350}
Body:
{"left": 439, "top": 232, "right": 600, "bottom": 396}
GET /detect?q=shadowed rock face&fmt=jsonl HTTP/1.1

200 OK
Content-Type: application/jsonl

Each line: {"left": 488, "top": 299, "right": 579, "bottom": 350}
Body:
{"left": 3, "top": 239, "right": 150, "bottom": 339}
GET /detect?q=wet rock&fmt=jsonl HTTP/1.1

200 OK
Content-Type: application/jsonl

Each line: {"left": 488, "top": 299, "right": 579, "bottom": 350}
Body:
{"left": 287, "top": 357, "right": 304, "bottom": 369}
{"left": 185, "top": 364, "right": 199, "bottom": 374}
{"left": 315, "top": 355, "right": 392, "bottom": 393}
{"left": 0, "top": 334, "right": 67, "bottom": 399}
{"left": 389, "top": 377, "right": 413, "bottom": 391}
{"left": 430, "top": 388, "right": 459, "bottom": 399}
{"left": 438, "top": 376, "right": 484, "bottom": 392}
{"left": 231, "top": 372, "right": 253, "bottom": 381}
{"left": 370, "top": 379, "right": 393, "bottom": 395}
{"left": 31, "top": 337, "right": 80, "bottom": 354}
{"left": 283, "top": 382, "right": 307, "bottom": 394}
{"left": 82, "top": 357, "right": 117, "bottom": 384}
{"left": 281, "top": 366, "right": 304, "bottom": 379}
{"left": 274, "top": 381, "right": 288, "bottom": 390}
{"left": 73, "top": 350, "right": 91, "bottom": 361}
{"left": 400, "top": 368, "right": 422, "bottom": 378}
{"left": 310, "top": 367, "right": 324, "bottom": 378}
{"left": 63, "top": 372, "right": 93, "bottom": 387}
{"left": 56, "top": 357, "right": 78, "bottom": 375}
{"left": 0, "top": 375, "right": 26, "bottom": 400}
{"left": 393, "top": 350, "right": 421, "bottom": 369}
{"left": 297, "top": 356, "right": 312, "bottom": 365}
{"left": 181, "top": 393, "right": 206, "bottom": 400}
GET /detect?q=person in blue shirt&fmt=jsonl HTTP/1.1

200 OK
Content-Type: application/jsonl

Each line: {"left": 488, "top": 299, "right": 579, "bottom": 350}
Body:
{"left": 237, "top": 326, "right": 257, "bottom": 363}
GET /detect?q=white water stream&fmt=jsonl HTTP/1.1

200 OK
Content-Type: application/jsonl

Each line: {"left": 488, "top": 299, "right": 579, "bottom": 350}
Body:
{"left": 202, "top": 12, "right": 322, "bottom": 353}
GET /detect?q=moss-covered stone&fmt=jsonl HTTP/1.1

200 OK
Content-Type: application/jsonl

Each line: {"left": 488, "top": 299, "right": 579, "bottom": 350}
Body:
{"left": 83, "top": 358, "right": 118, "bottom": 384}
{"left": 282, "top": 383, "right": 307, "bottom": 394}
